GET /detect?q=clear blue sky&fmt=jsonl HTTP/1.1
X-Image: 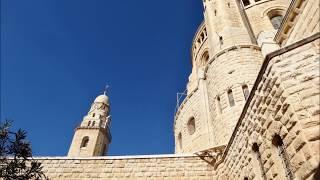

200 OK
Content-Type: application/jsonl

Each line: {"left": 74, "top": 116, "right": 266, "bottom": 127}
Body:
{"left": 1, "top": 0, "right": 203, "bottom": 156}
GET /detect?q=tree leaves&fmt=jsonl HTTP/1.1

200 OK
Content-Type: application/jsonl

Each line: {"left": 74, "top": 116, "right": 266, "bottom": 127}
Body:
{"left": 0, "top": 120, "right": 48, "bottom": 180}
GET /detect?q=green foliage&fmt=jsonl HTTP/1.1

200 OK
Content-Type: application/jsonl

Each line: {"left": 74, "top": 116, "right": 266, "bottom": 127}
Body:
{"left": 0, "top": 120, "right": 48, "bottom": 180}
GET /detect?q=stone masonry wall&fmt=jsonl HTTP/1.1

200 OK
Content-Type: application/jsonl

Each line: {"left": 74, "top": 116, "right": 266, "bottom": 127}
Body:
{"left": 37, "top": 154, "right": 214, "bottom": 180}
{"left": 214, "top": 37, "right": 320, "bottom": 179}
{"left": 244, "top": 0, "right": 289, "bottom": 37}
{"left": 285, "top": 0, "right": 319, "bottom": 46}
{"left": 174, "top": 84, "right": 213, "bottom": 153}
{"left": 205, "top": 45, "right": 263, "bottom": 146}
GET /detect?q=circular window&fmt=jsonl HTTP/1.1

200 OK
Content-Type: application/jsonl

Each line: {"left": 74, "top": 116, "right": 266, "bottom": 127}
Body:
{"left": 187, "top": 117, "right": 196, "bottom": 135}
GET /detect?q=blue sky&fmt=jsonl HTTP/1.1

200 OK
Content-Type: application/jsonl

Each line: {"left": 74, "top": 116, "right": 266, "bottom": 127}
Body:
{"left": 1, "top": 0, "right": 203, "bottom": 156}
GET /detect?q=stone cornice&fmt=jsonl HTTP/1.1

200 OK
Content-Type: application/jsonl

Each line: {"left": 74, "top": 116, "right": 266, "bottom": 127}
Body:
{"left": 274, "top": 0, "right": 306, "bottom": 46}
{"left": 34, "top": 153, "right": 198, "bottom": 160}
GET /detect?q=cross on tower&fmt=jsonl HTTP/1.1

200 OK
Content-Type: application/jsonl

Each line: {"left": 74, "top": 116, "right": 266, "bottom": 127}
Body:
{"left": 104, "top": 85, "right": 110, "bottom": 95}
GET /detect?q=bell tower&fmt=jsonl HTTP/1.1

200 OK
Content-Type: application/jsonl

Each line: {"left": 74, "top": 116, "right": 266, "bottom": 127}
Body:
{"left": 68, "top": 92, "right": 112, "bottom": 157}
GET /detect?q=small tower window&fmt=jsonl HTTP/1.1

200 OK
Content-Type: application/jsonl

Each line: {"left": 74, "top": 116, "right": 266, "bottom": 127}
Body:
{"left": 187, "top": 117, "right": 196, "bottom": 135}
{"left": 252, "top": 143, "right": 267, "bottom": 179}
{"left": 228, "top": 89, "right": 235, "bottom": 107}
{"left": 178, "top": 133, "right": 182, "bottom": 150}
{"left": 80, "top": 136, "right": 89, "bottom": 148}
{"left": 92, "top": 121, "right": 95, "bottom": 126}
{"left": 272, "top": 134, "right": 294, "bottom": 179}
{"left": 242, "top": 0, "right": 250, "bottom": 6}
{"left": 88, "top": 121, "right": 91, "bottom": 126}
{"left": 201, "top": 51, "right": 209, "bottom": 66}
{"left": 92, "top": 113, "right": 95, "bottom": 117}
{"left": 242, "top": 85, "right": 250, "bottom": 100}
{"left": 216, "top": 96, "right": 222, "bottom": 115}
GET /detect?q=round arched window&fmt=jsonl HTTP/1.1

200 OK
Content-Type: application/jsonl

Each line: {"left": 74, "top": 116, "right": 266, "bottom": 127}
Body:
{"left": 201, "top": 51, "right": 209, "bottom": 66}
{"left": 267, "top": 9, "right": 285, "bottom": 30}
{"left": 80, "top": 136, "right": 89, "bottom": 148}
{"left": 187, "top": 117, "right": 196, "bottom": 135}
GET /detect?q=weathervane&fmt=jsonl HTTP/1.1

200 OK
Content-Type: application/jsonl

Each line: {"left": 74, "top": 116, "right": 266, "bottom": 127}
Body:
{"left": 104, "top": 85, "right": 110, "bottom": 95}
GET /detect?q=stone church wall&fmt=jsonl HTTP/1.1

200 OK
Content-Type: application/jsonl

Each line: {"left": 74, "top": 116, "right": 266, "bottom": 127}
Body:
{"left": 214, "top": 35, "right": 320, "bottom": 180}
{"left": 37, "top": 154, "right": 214, "bottom": 180}
{"left": 205, "top": 45, "right": 263, "bottom": 146}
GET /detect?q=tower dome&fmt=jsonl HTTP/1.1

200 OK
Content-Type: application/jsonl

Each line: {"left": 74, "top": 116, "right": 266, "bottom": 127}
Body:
{"left": 94, "top": 94, "right": 109, "bottom": 105}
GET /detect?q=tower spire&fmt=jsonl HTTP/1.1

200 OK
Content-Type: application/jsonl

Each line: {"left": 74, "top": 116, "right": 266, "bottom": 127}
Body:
{"left": 68, "top": 92, "right": 112, "bottom": 157}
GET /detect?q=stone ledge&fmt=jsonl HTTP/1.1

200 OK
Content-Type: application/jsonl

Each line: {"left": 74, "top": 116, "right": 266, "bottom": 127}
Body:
{"left": 34, "top": 153, "right": 197, "bottom": 160}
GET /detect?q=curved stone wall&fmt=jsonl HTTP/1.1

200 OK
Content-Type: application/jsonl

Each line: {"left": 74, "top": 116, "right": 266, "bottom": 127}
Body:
{"left": 174, "top": 87, "right": 213, "bottom": 153}
{"left": 205, "top": 45, "right": 264, "bottom": 146}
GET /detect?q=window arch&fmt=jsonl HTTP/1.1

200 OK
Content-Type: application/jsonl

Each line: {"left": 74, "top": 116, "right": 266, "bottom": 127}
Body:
{"left": 242, "top": 85, "right": 250, "bottom": 100}
{"left": 88, "top": 121, "right": 91, "bottom": 126}
{"left": 252, "top": 143, "right": 267, "bottom": 180}
{"left": 92, "top": 113, "right": 95, "bottom": 117}
{"left": 178, "top": 133, "right": 182, "bottom": 150}
{"left": 267, "top": 10, "right": 285, "bottom": 30}
{"left": 187, "top": 117, "right": 196, "bottom": 135}
{"left": 80, "top": 136, "right": 89, "bottom": 148}
{"left": 228, "top": 89, "right": 235, "bottom": 107}
{"left": 92, "top": 121, "right": 95, "bottom": 126}
{"left": 272, "top": 134, "right": 294, "bottom": 179}
{"left": 201, "top": 51, "right": 209, "bottom": 66}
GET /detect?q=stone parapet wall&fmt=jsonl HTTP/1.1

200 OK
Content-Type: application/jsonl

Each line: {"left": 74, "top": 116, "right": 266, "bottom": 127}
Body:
{"left": 214, "top": 35, "right": 320, "bottom": 179}
{"left": 37, "top": 154, "right": 214, "bottom": 180}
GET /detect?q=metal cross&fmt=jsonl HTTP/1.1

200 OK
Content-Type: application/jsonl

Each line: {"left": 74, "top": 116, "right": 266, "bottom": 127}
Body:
{"left": 104, "top": 85, "right": 110, "bottom": 95}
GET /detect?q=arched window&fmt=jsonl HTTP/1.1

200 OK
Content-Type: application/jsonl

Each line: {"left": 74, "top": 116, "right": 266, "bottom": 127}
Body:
{"left": 187, "top": 117, "right": 196, "bottom": 135}
{"left": 272, "top": 134, "right": 294, "bottom": 179}
{"left": 270, "top": 15, "right": 283, "bottom": 29}
{"left": 201, "top": 51, "right": 209, "bottom": 66}
{"left": 80, "top": 136, "right": 89, "bottom": 148}
{"left": 252, "top": 143, "right": 267, "bottom": 180}
{"left": 244, "top": 177, "right": 249, "bottom": 180}
{"left": 242, "top": 0, "right": 250, "bottom": 6}
{"left": 228, "top": 89, "right": 235, "bottom": 107}
{"left": 88, "top": 121, "right": 91, "bottom": 126}
{"left": 178, "top": 133, "right": 182, "bottom": 150}
{"left": 242, "top": 85, "right": 250, "bottom": 100}
{"left": 267, "top": 10, "right": 284, "bottom": 30}
{"left": 92, "top": 121, "right": 95, "bottom": 126}
{"left": 92, "top": 113, "right": 95, "bottom": 117}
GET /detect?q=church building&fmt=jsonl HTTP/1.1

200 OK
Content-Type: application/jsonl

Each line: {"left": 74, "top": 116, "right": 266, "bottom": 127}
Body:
{"left": 37, "top": 0, "right": 319, "bottom": 179}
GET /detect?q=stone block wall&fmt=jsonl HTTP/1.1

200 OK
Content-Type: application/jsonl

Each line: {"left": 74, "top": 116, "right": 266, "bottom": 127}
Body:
{"left": 285, "top": 0, "right": 319, "bottom": 45}
{"left": 244, "top": 0, "right": 289, "bottom": 37}
{"left": 37, "top": 154, "right": 214, "bottom": 180}
{"left": 205, "top": 45, "right": 263, "bottom": 146}
{"left": 174, "top": 85, "right": 213, "bottom": 153}
{"left": 214, "top": 36, "right": 320, "bottom": 180}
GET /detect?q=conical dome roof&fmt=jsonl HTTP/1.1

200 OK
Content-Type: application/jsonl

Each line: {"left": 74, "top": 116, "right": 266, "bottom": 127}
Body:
{"left": 94, "top": 94, "right": 109, "bottom": 105}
